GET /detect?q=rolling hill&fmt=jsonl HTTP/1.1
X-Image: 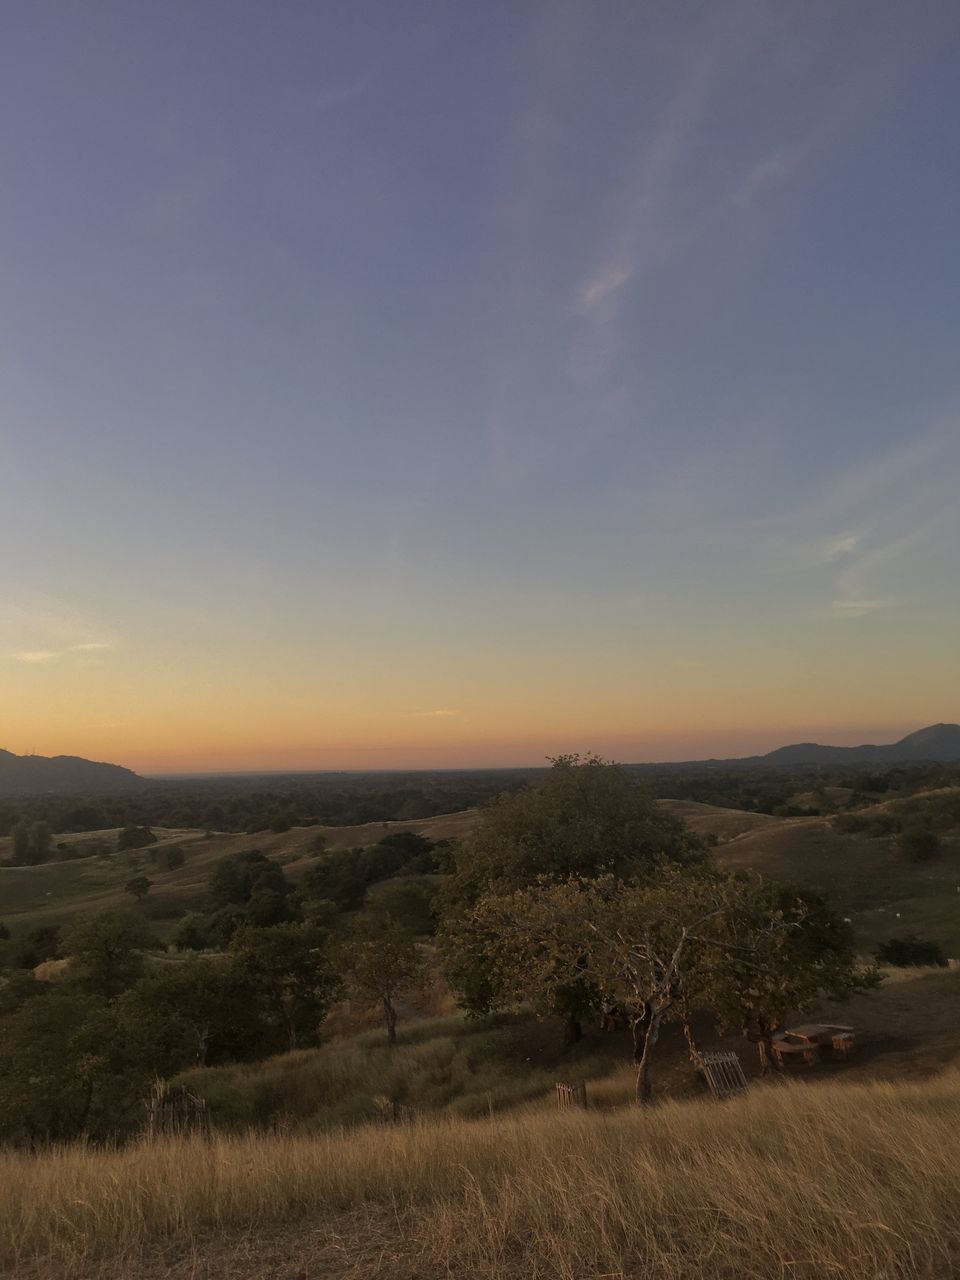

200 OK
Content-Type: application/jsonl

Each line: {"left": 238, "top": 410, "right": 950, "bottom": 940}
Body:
{"left": 760, "top": 722, "right": 960, "bottom": 765}
{"left": 0, "top": 749, "right": 141, "bottom": 795}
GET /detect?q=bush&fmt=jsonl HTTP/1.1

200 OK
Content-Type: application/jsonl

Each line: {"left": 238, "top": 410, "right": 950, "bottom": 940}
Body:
{"left": 875, "top": 934, "right": 947, "bottom": 967}
{"left": 899, "top": 824, "right": 942, "bottom": 862}
{"left": 117, "top": 826, "right": 157, "bottom": 852}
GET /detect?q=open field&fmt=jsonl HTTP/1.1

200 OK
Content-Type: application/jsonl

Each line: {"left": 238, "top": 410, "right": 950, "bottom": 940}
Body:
{"left": 6, "top": 1067, "right": 960, "bottom": 1280}
{"left": 0, "top": 809, "right": 477, "bottom": 938}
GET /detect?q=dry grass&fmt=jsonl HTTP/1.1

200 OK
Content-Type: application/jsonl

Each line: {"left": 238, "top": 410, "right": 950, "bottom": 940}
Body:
{"left": 5, "top": 1071, "right": 960, "bottom": 1279}
{"left": 0, "top": 810, "right": 479, "bottom": 939}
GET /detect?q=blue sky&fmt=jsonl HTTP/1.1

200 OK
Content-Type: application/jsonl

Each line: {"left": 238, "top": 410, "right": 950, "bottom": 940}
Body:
{"left": 2, "top": 1, "right": 959, "bottom": 770}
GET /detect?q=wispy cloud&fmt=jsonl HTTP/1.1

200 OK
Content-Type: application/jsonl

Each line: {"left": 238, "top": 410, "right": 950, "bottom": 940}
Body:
{"left": 822, "top": 532, "right": 861, "bottom": 561}
{"left": 408, "top": 709, "right": 460, "bottom": 719}
{"left": 10, "top": 641, "right": 115, "bottom": 664}
{"left": 831, "top": 599, "right": 894, "bottom": 618}
{"left": 733, "top": 144, "right": 805, "bottom": 209}
{"left": 1, "top": 594, "right": 119, "bottom": 665}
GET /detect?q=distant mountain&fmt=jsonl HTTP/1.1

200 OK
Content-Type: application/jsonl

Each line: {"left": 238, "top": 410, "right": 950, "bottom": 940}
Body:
{"left": 0, "top": 750, "right": 141, "bottom": 795}
{"left": 760, "top": 723, "right": 960, "bottom": 766}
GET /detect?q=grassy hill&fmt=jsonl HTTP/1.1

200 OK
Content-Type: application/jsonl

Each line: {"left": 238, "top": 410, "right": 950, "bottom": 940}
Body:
{"left": 4, "top": 794, "right": 960, "bottom": 955}
{"left": 6, "top": 967, "right": 960, "bottom": 1279}
{"left": 0, "top": 809, "right": 477, "bottom": 938}
{"left": 659, "top": 797, "right": 960, "bottom": 955}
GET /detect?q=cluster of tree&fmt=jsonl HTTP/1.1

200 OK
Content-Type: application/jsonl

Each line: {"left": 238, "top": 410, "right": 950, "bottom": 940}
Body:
{"left": 298, "top": 831, "right": 440, "bottom": 911}
{"left": 172, "top": 832, "right": 439, "bottom": 949}
{"left": 635, "top": 762, "right": 960, "bottom": 815}
{"left": 437, "top": 755, "right": 876, "bottom": 1102}
{"left": 0, "top": 770, "right": 537, "bottom": 841}
{"left": 7, "top": 818, "right": 52, "bottom": 865}
{"left": 0, "top": 894, "right": 423, "bottom": 1143}
{"left": 833, "top": 790, "right": 960, "bottom": 858}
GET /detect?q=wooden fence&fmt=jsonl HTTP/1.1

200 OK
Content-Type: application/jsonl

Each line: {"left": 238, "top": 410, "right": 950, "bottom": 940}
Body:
{"left": 699, "top": 1051, "right": 748, "bottom": 1100}
{"left": 555, "top": 1080, "right": 588, "bottom": 1110}
{"left": 373, "top": 1097, "right": 418, "bottom": 1125}
{"left": 146, "top": 1082, "right": 210, "bottom": 1138}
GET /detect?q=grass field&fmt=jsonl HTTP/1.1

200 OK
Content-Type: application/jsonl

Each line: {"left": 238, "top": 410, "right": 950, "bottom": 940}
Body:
{"left": 658, "top": 797, "right": 960, "bottom": 955}
{"left": 149, "top": 965, "right": 960, "bottom": 1136}
{"left": 6, "top": 1068, "right": 960, "bottom": 1279}
{"left": 0, "top": 809, "right": 477, "bottom": 939}
{"left": 3, "top": 796, "right": 960, "bottom": 955}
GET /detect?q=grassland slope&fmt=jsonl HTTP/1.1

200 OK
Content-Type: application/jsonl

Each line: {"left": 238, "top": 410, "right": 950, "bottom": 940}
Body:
{"left": 6, "top": 1068, "right": 960, "bottom": 1279}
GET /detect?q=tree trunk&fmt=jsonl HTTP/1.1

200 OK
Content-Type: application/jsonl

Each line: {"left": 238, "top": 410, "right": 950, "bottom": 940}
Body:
{"left": 284, "top": 1010, "right": 297, "bottom": 1052}
{"left": 384, "top": 996, "right": 397, "bottom": 1045}
{"left": 563, "top": 1015, "right": 583, "bottom": 1045}
{"left": 632, "top": 1003, "right": 660, "bottom": 1105}
{"left": 682, "top": 1017, "right": 704, "bottom": 1068}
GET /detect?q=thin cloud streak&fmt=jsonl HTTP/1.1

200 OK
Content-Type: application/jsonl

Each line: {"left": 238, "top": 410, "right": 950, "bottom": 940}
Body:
{"left": 9, "top": 642, "right": 115, "bottom": 664}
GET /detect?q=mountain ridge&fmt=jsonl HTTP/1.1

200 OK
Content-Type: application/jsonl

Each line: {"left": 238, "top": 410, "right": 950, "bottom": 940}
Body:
{"left": 644, "top": 723, "right": 960, "bottom": 769}
{"left": 0, "top": 750, "right": 141, "bottom": 795}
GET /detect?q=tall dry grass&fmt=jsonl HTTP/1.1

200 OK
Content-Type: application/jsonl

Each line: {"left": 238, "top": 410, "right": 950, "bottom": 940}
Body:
{"left": 4, "top": 1072, "right": 960, "bottom": 1279}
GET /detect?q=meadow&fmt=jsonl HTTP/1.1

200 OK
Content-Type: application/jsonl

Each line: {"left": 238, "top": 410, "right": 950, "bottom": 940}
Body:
{"left": 5, "top": 1070, "right": 960, "bottom": 1279}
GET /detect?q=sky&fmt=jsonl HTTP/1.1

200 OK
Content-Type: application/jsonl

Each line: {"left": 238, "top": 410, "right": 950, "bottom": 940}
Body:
{"left": 2, "top": 1, "right": 959, "bottom": 774}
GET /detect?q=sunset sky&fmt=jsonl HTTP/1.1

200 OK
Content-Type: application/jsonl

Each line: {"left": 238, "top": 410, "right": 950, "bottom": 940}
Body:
{"left": 3, "top": 2, "right": 959, "bottom": 773}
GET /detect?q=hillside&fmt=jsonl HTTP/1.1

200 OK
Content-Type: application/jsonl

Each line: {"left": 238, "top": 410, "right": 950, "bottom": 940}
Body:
{"left": 760, "top": 722, "right": 960, "bottom": 765}
{"left": 0, "top": 749, "right": 140, "bottom": 795}
{"left": 6, "top": 968, "right": 960, "bottom": 1279}
{"left": 0, "top": 809, "right": 477, "bottom": 937}
{"left": 661, "top": 796, "right": 960, "bottom": 953}
{"left": 3, "top": 792, "right": 960, "bottom": 953}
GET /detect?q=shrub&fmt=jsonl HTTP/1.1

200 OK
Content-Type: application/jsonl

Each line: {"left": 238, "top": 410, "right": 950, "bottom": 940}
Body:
{"left": 899, "top": 824, "right": 942, "bottom": 862}
{"left": 875, "top": 934, "right": 947, "bottom": 967}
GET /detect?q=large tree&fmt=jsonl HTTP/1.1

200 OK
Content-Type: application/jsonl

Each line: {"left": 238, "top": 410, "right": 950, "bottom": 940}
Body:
{"left": 439, "top": 755, "right": 703, "bottom": 1041}
{"left": 59, "top": 909, "right": 157, "bottom": 1000}
{"left": 336, "top": 914, "right": 422, "bottom": 1046}
{"left": 229, "top": 923, "right": 337, "bottom": 1052}
{"left": 478, "top": 868, "right": 874, "bottom": 1103}
{"left": 116, "top": 956, "right": 266, "bottom": 1072}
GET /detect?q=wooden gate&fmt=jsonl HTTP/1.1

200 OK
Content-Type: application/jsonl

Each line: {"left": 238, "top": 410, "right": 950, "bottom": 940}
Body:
{"left": 699, "top": 1051, "right": 748, "bottom": 1100}
{"left": 555, "top": 1080, "right": 588, "bottom": 1110}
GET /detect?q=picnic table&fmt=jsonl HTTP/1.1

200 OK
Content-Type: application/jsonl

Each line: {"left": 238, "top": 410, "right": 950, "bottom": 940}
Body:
{"left": 771, "top": 1024, "right": 855, "bottom": 1069}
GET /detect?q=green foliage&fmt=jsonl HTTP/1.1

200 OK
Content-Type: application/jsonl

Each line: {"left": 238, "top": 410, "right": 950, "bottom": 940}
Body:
{"left": 451, "top": 755, "right": 701, "bottom": 898}
{"left": 230, "top": 923, "right": 338, "bottom": 1052}
{"left": 124, "top": 874, "right": 153, "bottom": 902}
{"left": 336, "top": 913, "right": 422, "bottom": 1044}
{"left": 366, "top": 877, "right": 439, "bottom": 934}
{"left": 876, "top": 934, "right": 947, "bottom": 967}
{"left": 478, "top": 867, "right": 875, "bottom": 1100}
{"left": 5, "top": 925, "right": 61, "bottom": 970}
{"left": 9, "top": 817, "right": 52, "bottom": 865}
{"left": 899, "top": 823, "right": 942, "bottom": 862}
{"left": 171, "top": 911, "right": 215, "bottom": 951}
{"left": 300, "top": 850, "right": 366, "bottom": 911}
{"left": 152, "top": 844, "right": 186, "bottom": 871}
{"left": 0, "top": 988, "right": 147, "bottom": 1142}
{"left": 59, "top": 909, "right": 158, "bottom": 999}
{"left": 208, "top": 850, "right": 292, "bottom": 911}
{"left": 439, "top": 756, "right": 702, "bottom": 1029}
{"left": 117, "top": 825, "right": 157, "bottom": 852}
{"left": 115, "top": 957, "right": 269, "bottom": 1073}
